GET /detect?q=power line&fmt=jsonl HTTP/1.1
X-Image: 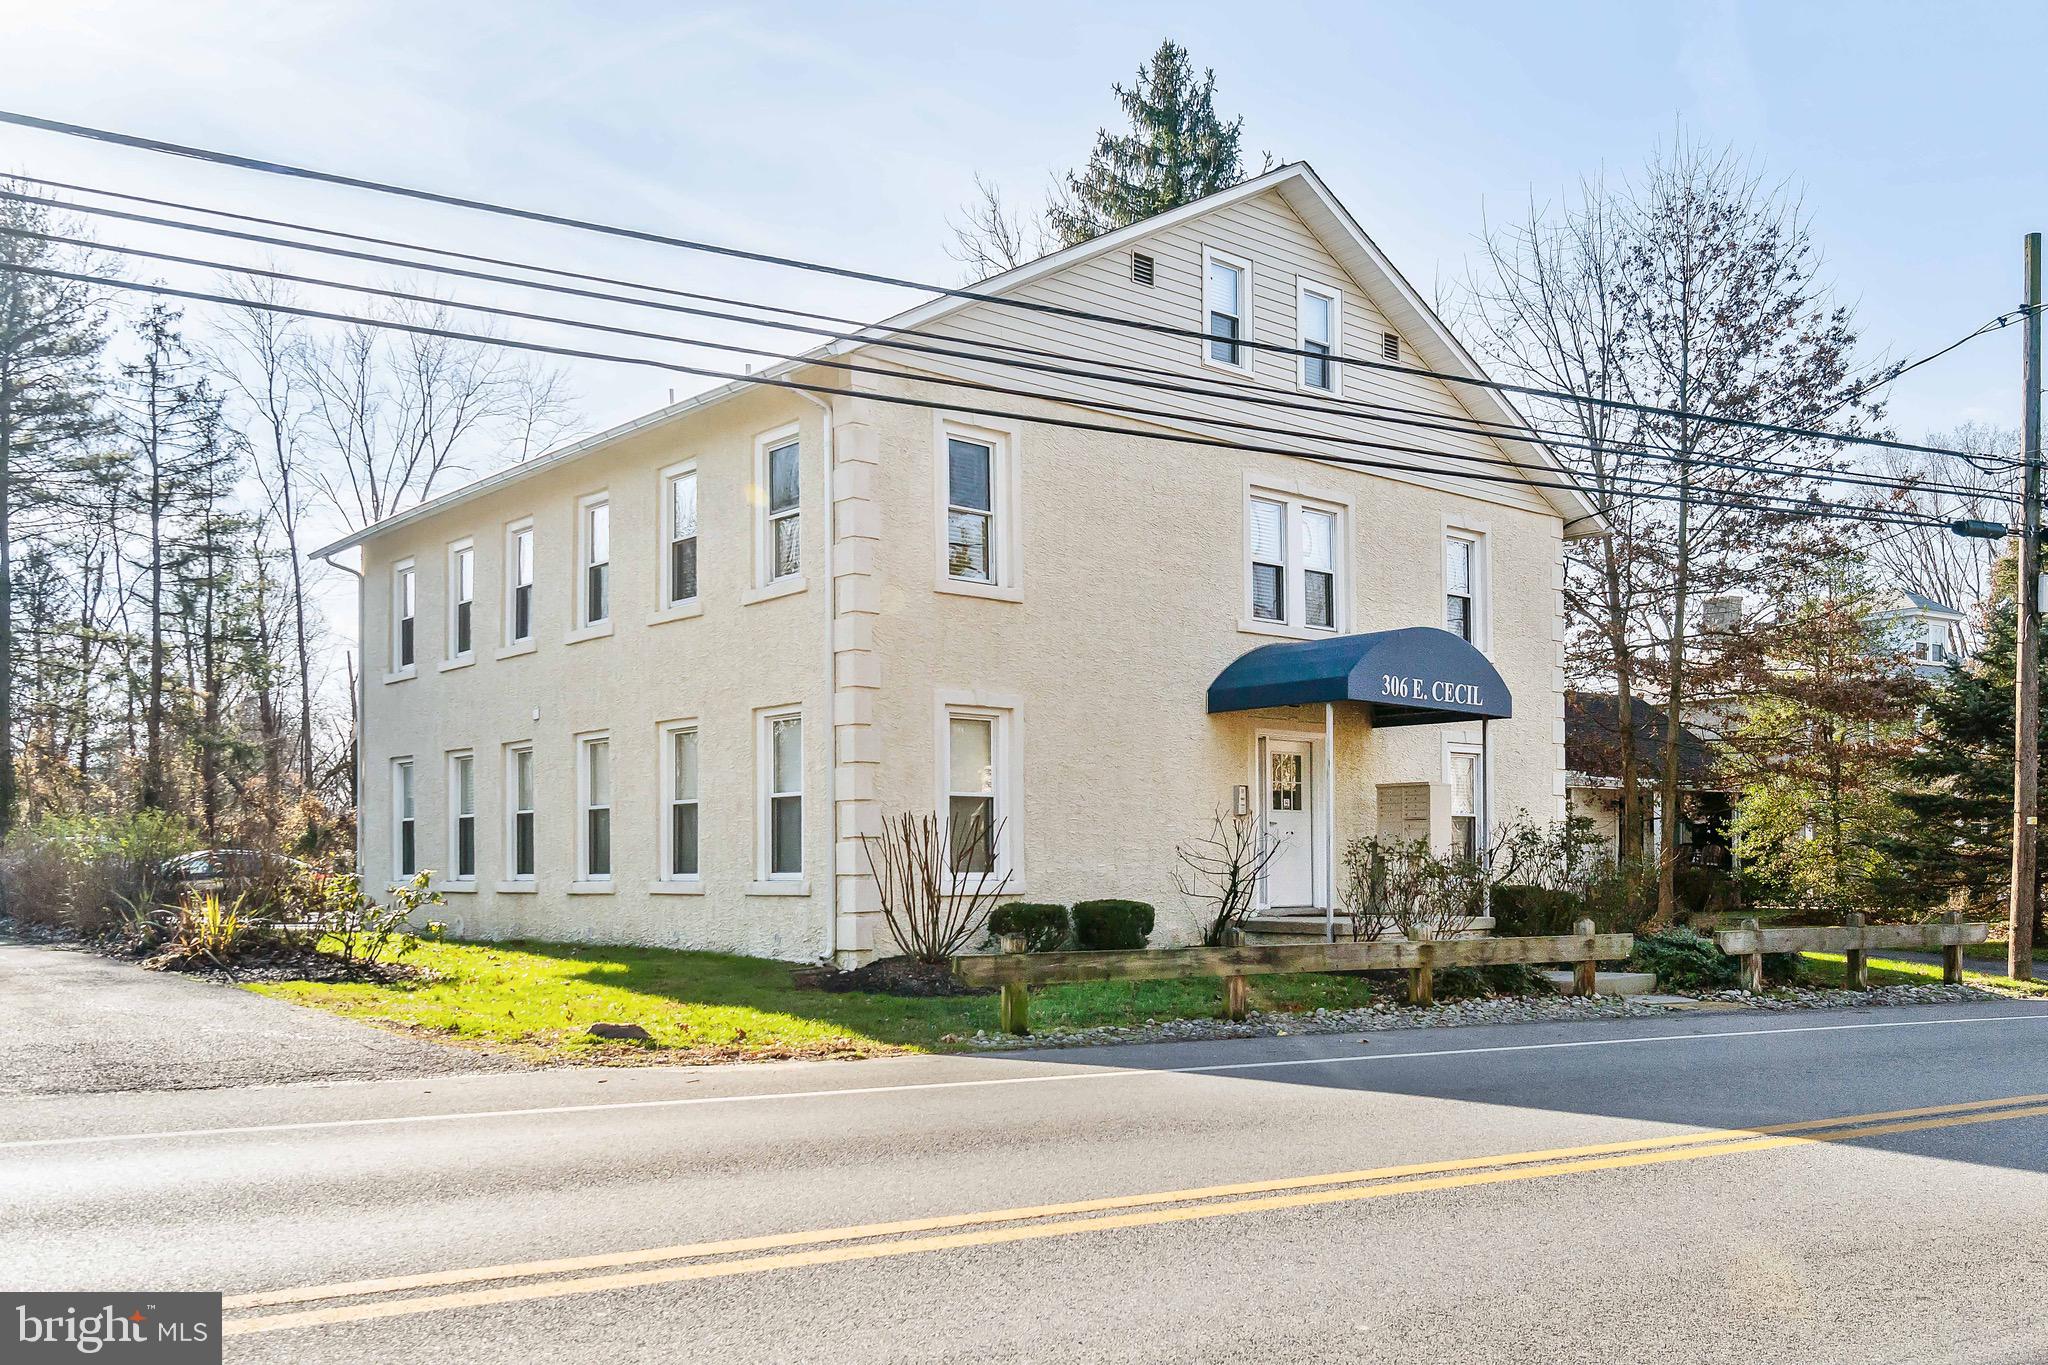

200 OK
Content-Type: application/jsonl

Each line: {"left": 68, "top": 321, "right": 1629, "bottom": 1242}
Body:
{"left": 5, "top": 261, "right": 1971, "bottom": 534}
{"left": 6, "top": 183, "right": 2017, "bottom": 505}
{"left": 0, "top": 109, "right": 1995, "bottom": 465}
{"left": 12, "top": 227, "right": 1996, "bottom": 520}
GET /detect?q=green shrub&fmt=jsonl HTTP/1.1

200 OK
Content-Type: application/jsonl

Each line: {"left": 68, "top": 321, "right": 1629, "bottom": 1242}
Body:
{"left": 1489, "top": 884, "right": 1584, "bottom": 937}
{"left": 0, "top": 810, "right": 197, "bottom": 934}
{"left": 988, "top": 902, "right": 1070, "bottom": 953}
{"left": 1072, "top": 899, "right": 1154, "bottom": 950}
{"left": 1629, "top": 927, "right": 1739, "bottom": 992}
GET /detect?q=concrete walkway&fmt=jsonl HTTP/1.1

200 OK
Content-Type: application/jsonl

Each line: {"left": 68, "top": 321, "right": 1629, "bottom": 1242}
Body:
{"left": 0, "top": 927, "right": 509, "bottom": 1096}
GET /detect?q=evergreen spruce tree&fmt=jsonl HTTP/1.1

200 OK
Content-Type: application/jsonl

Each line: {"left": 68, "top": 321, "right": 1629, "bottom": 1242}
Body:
{"left": 1875, "top": 550, "right": 2047, "bottom": 932}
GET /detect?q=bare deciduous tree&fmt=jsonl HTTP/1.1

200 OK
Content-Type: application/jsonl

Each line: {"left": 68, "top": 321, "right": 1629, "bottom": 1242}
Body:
{"left": 944, "top": 175, "right": 1046, "bottom": 281}
{"left": 1172, "top": 807, "right": 1285, "bottom": 946}
{"left": 1860, "top": 421, "right": 2016, "bottom": 650}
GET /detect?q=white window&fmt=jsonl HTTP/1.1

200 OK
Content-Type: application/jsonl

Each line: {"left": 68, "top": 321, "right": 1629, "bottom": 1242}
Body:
{"left": 661, "top": 722, "right": 700, "bottom": 880}
{"left": 392, "top": 758, "right": 416, "bottom": 878}
{"left": 1246, "top": 490, "right": 1345, "bottom": 633}
{"left": 506, "top": 520, "right": 534, "bottom": 645}
{"left": 663, "top": 466, "right": 699, "bottom": 609}
{"left": 1448, "top": 745, "right": 1483, "bottom": 861}
{"left": 448, "top": 752, "right": 475, "bottom": 882}
{"left": 448, "top": 542, "right": 474, "bottom": 659}
{"left": 936, "top": 698, "right": 1022, "bottom": 886}
{"left": 1445, "top": 533, "right": 1481, "bottom": 643}
{"left": 506, "top": 744, "right": 535, "bottom": 880}
{"left": 946, "top": 435, "right": 996, "bottom": 584}
{"left": 579, "top": 494, "right": 610, "bottom": 628}
{"left": 392, "top": 561, "right": 416, "bottom": 672}
{"left": 757, "top": 429, "right": 802, "bottom": 586}
{"left": 759, "top": 710, "right": 803, "bottom": 879}
{"left": 1202, "top": 247, "right": 1252, "bottom": 370}
{"left": 1297, "top": 280, "right": 1341, "bottom": 393}
{"left": 578, "top": 735, "right": 612, "bottom": 881}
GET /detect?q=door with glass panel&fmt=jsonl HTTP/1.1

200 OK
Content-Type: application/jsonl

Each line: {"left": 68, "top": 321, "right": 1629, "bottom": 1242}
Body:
{"left": 1262, "top": 739, "right": 1315, "bottom": 907}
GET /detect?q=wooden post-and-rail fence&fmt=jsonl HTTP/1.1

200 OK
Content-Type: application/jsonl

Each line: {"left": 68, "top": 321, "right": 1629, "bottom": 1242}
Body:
{"left": 1712, "top": 911, "right": 1990, "bottom": 993}
{"left": 957, "top": 920, "right": 1632, "bottom": 1036}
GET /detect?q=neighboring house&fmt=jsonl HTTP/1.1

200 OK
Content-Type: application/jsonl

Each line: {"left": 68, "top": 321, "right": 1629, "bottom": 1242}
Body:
{"left": 1564, "top": 692, "right": 1732, "bottom": 868}
{"left": 1872, "top": 589, "right": 1969, "bottom": 681}
{"left": 318, "top": 163, "right": 1605, "bottom": 964}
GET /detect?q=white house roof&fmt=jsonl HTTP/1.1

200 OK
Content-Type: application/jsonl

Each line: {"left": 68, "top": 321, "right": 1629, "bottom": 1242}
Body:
{"left": 315, "top": 163, "right": 1606, "bottom": 559}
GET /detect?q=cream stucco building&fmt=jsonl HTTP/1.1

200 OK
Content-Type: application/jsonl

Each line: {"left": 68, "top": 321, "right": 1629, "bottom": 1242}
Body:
{"left": 320, "top": 164, "right": 1604, "bottom": 964}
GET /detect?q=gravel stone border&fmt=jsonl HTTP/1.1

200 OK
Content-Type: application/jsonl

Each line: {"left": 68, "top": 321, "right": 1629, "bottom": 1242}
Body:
{"left": 960, "top": 981, "right": 2009, "bottom": 1051}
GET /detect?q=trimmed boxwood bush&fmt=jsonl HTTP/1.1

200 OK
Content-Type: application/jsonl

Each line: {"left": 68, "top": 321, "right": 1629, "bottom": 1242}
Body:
{"left": 1072, "top": 899, "right": 1154, "bottom": 951}
{"left": 988, "top": 902, "right": 1070, "bottom": 953}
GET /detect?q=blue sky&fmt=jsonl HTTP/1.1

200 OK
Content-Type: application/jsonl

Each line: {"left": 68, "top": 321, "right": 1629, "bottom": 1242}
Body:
{"left": 0, "top": 0, "right": 2037, "bottom": 452}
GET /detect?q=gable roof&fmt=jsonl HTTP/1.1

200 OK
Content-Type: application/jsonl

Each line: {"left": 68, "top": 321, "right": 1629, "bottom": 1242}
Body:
{"left": 1565, "top": 691, "right": 1720, "bottom": 788}
{"left": 316, "top": 163, "right": 1604, "bottom": 560}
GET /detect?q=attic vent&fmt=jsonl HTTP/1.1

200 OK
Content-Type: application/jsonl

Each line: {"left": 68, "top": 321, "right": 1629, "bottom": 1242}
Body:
{"left": 1381, "top": 331, "right": 1401, "bottom": 362}
{"left": 1130, "top": 251, "right": 1156, "bottom": 287}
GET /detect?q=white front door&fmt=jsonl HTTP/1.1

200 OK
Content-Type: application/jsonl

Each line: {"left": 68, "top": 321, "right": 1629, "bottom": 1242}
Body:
{"left": 1264, "top": 740, "right": 1315, "bottom": 907}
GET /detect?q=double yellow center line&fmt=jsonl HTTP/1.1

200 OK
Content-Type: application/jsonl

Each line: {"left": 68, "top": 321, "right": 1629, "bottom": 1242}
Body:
{"left": 222, "top": 1091, "right": 2048, "bottom": 1336}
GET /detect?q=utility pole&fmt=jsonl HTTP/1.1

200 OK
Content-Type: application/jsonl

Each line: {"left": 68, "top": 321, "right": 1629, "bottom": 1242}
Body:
{"left": 2010, "top": 232, "right": 2042, "bottom": 982}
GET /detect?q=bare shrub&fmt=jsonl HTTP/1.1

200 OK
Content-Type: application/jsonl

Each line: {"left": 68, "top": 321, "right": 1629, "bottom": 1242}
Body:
{"left": 1340, "top": 837, "right": 1487, "bottom": 942}
{"left": 1173, "top": 807, "right": 1286, "bottom": 946}
{"left": 861, "top": 810, "right": 1012, "bottom": 964}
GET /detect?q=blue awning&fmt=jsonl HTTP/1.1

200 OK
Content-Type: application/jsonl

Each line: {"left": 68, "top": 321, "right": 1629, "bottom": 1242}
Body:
{"left": 1207, "top": 627, "right": 1512, "bottom": 726}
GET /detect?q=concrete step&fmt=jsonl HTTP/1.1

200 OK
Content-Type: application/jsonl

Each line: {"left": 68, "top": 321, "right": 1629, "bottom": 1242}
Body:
{"left": 1538, "top": 968, "right": 1659, "bottom": 997}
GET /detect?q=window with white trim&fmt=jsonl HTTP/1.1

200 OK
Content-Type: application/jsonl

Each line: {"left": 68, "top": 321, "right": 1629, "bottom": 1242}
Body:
{"left": 1203, "top": 248, "right": 1251, "bottom": 369}
{"left": 1297, "top": 280, "right": 1340, "bottom": 392}
{"left": 448, "top": 542, "right": 474, "bottom": 659}
{"left": 506, "top": 521, "right": 534, "bottom": 645}
{"left": 506, "top": 744, "right": 535, "bottom": 880}
{"left": 1445, "top": 533, "right": 1480, "bottom": 642}
{"left": 1246, "top": 490, "right": 1344, "bottom": 632}
{"left": 760, "top": 710, "right": 803, "bottom": 878}
{"left": 1448, "top": 745, "right": 1482, "bottom": 861}
{"left": 392, "top": 758, "right": 416, "bottom": 878}
{"left": 759, "top": 432, "right": 801, "bottom": 585}
{"left": 448, "top": 752, "right": 475, "bottom": 881}
{"left": 392, "top": 562, "right": 416, "bottom": 671}
{"left": 946, "top": 435, "right": 996, "bottom": 584}
{"left": 944, "top": 711, "right": 1002, "bottom": 875}
{"left": 579, "top": 735, "right": 611, "bottom": 880}
{"left": 661, "top": 723, "right": 700, "bottom": 880}
{"left": 579, "top": 495, "right": 610, "bottom": 628}
{"left": 664, "top": 466, "right": 699, "bottom": 608}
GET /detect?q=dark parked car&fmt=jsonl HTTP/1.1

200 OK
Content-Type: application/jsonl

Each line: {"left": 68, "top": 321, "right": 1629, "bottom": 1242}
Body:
{"left": 159, "top": 850, "right": 309, "bottom": 898}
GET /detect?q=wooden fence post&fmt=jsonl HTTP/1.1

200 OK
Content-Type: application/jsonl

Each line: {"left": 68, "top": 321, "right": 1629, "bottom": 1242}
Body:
{"left": 1739, "top": 917, "right": 1763, "bottom": 994}
{"left": 1408, "top": 940, "right": 1436, "bottom": 1007}
{"left": 1943, "top": 910, "right": 1966, "bottom": 985}
{"left": 1222, "top": 928, "right": 1249, "bottom": 1022}
{"left": 1844, "top": 911, "right": 1869, "bottom": 991}
{"left": 1572, "top": 917, "right": 1598, "bottom": 997}
{"left": 996, "top": 933, "right": 1030, "bottom": 1035}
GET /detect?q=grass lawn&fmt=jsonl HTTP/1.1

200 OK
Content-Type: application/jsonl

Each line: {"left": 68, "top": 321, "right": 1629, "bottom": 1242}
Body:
{"left": 1799, "top": 951, "right": 2048, "bottom": 998}
{"left": 246, "top": 937, "right": 1386, "bottom": 1063}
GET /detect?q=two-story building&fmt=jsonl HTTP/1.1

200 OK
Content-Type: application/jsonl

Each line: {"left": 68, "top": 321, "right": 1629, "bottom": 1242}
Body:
{"left": 318, "top": 163, "right": 1605, "bottom": 963}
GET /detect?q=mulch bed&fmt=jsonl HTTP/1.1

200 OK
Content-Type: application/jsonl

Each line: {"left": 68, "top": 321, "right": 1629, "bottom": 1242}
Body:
{"left": 794, "top": 954, "right": 991, "bottom": 997}
{"left": 3, "top": 913, "right": 428, "bottom": 985}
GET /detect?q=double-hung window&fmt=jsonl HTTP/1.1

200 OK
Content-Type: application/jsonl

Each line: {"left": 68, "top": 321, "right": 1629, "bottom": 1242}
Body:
{"left": 1445, "top": 534, "right": 1481, "bottom": 643}
{"left": 579, "top": 496, "right": 610, "bottom": 628}
{"left": 1246, "top": 490, "right": 1344, "bottom": 633}
{"left": 448, "top": 543, "right": 474, "bottom": 659}
{"left": 506, "top": 522, "right": 534, "bottom": 646}
{"left": 662, "top": 723, "right": 700, "bottom": 880}
{"left": 946, "top": 436, "right": 995, "bottom": 584}
{"left": 506, "top": 744, "right": 535, "bottom": 881}
{"left": 760, "top": 711, "right": 803, "bottom": 879}
{"left": 946, "top": 713, "right": 997, "bottom": 875}
{"left": 392, "top": 759, "right": 416, "bottom": 878}
{"left": 759, "top": 432, "right": 801, "bottom": 586}
{"left": 579, "top": 735, "right": 611, "bottom": 880}
{"left": 1203, "top": 248, "right": 1251, "bottom": 370}
{"left": 448, "top": 752, "right": 475, "bottom": 882}
{"left": 392, "top": 562, "right": 416, "bottom": 671}
{"left": 1297, "top": 280, "right": 1340, "bottom": 393}
{"left": 1449, "top": 746, "right": 1483, "bottom": 861}
{"left": 665, "top": 466, "right": 699, "bottom": 608}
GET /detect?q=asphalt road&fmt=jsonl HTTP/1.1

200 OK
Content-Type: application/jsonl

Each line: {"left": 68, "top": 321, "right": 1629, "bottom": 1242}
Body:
{"left": 8, "top": 994, "right": 2048, "bottom": 1364}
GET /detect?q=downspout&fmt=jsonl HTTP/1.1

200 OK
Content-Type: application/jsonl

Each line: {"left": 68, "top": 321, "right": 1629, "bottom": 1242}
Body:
{"left": 796, "top": 388, "right": 837, "bottom": 964}
{"left": 1324, "top": 701, "right": 1336, "bottom": 944}
{"left": 317, "top": 547, "right": 365, "bottom": 884}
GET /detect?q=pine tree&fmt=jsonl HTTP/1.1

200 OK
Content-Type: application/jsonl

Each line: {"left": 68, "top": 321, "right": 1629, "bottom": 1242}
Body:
{"left": 1874, "top": 550, "right": 2047, "bottom": 932}
{"left": 1043, "top": 40, "right": 1250, "bottom": 248}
